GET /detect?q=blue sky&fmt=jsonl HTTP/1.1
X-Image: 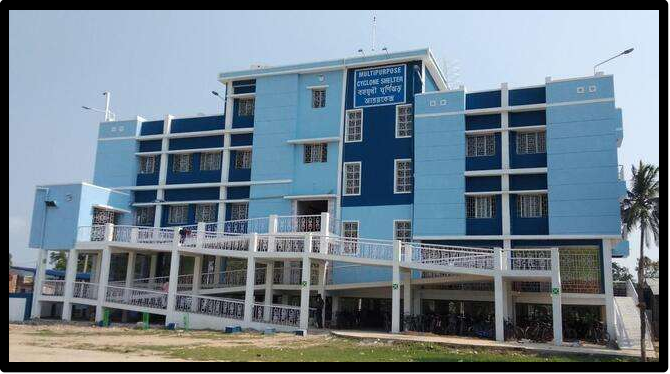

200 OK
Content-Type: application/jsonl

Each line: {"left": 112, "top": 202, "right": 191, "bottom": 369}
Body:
{"left": 9, "top": 10, "right": 660, "bottom": 273}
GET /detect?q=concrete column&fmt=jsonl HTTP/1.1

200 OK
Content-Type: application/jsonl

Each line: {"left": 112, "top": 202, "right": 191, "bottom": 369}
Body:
{"left": 331, "top": 295, "right": 340, "bottom": 327}
{"left": 213, "top": 256, "right": 222, "bottom": 285}
{"left": 62, "top": 249, "right": 78, "bottom": 320}
{"left": 243, "top": 233, "right": 258, "bottom": 324}
{"left": 31, "top": 248, "right": 48, "bottom": 319}
{"left": 602, "top": 239, "right": 616, "bottom": 340}
{"left": 283, "top": 260, "right": 291, "bottom": 285}
{"left": 190, "top": 255, "right": 202, "bottom": 312}
{"left": 403, "top": 271, "right": 412, "bottom": 320}
{"left": 319, "top": 212, "right": 330, "bottom": 251}
{"left": 95, "top": 247, "right": 112, "bottom": 322}
{"left": 551, "top": 247, "right": 563, "bottom": 346}
{"left": 299, "top": 255, "right": 311, "bottom": 331}
{"left": 121, "top": 251, "right": 136, "bottom": 321}
{"left": 412, "top": 290, "right": 422, "bottom": 316}
{"left": 165, "top": 241, "right": 182, "bottom": 326}
{"left": 130, "top": 227, "right": 139, "bottom": 243}
{"left": 196, "top": 222, "right": 206, "bottom": 248}
{"left": 149, "top": 253, "right": 158, "bottom": 278}
{"left": 268, "top": 214, "right": 278, "bottom": 252}
{"left": 391, "top": 240, "right": 401, "bottom": 333}
{"left": 493, "top": 247, "right": 505, "bottom": 342}
{"left": 92, "top": 252, "right": 102, "bottom": 283}
{"left": 154, "top": 115, "right": 173, "bottom": 228}
{"left": 263, "top": 262, "right": 274, "bottom": 321}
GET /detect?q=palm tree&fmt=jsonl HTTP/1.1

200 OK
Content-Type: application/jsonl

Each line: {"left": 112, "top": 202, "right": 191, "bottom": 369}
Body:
{"left": 620, "top": 161, "right": 659, "bottom": 362}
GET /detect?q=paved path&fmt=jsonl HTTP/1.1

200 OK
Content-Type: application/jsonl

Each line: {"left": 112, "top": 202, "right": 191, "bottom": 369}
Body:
{"left": 614, "top": 296, "right": 655, "bottom": 353}
{"left": 331, "top": 330, "right": 654, "bottom": 359}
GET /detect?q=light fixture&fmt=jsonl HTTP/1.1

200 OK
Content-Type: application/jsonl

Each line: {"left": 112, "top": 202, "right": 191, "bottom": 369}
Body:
{"left": 593, "top": 48, "right": 634, "bottom": 74}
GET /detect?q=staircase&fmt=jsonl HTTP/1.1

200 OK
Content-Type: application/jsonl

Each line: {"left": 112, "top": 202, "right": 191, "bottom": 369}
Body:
{"left": 613, "top": 280, "right": 654, "bottom": 354}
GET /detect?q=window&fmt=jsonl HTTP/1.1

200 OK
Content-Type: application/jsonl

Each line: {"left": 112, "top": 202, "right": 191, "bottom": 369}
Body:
{"left": 138, "top": 156, "right": 155, "bottom": 174}
{"left": 394, "top": 221, "right": 412, "bottom": 242}
{"left": 345, "top": 109, "right": 363, "bottom": 142}
{"left": 343, "top": 162, "right": 361, "bottom": 196}
{"left": 396, "top": 104, "right": 413, "bottom": 138}
{"left": 168, "top": 205, "right": 189, "bottom": 224}
{"left": 516, "top": 131, "right": 546, "bottom": 155}
{"left": 466, "top": 196, "right": 496, "bottom": 218}
{"left": 466, "top": 134, "right": 495, "bottom": 157}
{"left": 304, "top": 143, "right": 327, "bottom": 163}
{"left": 135, "top": 206, "right": 155, "bottom": 226}
{"left": 312, "top": 89, "right": 326, "bottom": 108}
{"left": 517, "top": 194, "right": 548, "bottom": 218}
{"left": 238, "top": 98, "right": 255, "bottom": 117}
{"left": 394, "top": 159, "right": 413, "bottom": 193}
{"left": 235, "top": 150, "right": 252, "bottom": 169}
{"left": 200, "top": 152, "right": 222, "bottom": 171}
{"left": 229, "top": 202, "right": 248, "bottom": 221}
{"left": 195, "top": 204, "right": 217, "bottom": 222}
{"left": 342, "top": 221, "right": 359, "bottom": 254}
{"left": 172, "top": 154, "right": 193, "bottom": 173}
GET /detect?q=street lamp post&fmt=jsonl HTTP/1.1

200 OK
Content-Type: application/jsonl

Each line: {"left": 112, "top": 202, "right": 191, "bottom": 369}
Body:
{"left": 593, "top": 48, "right": 634, "bottom": 75}
{"left": 82, "top": 91, "right": 115, "bottom": 121}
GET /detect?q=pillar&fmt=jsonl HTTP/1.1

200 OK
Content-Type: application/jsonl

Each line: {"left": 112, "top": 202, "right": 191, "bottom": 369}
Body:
{"left": 403, "top": 271, "right": 412, "bottom": 319}
{"left": 551, "top": 247, "right": 563, "bottom": 346}
{"left": 299, "top": 234, "right": 313, "bottom": 330}
{"left": 122, "top": 251, "right": 136, "bottom": 322}
{"left": 95, "top": 247, "right": 112, "bottom": 322}
{"left": 243, "top": 233, "right": 258, "bottom": 324}
{"left": 331, "top": 295, "right": 340, "bottom": 328}
{"left": 62, "top": 249, "right": 78, "bottom": 320}
{"left": 263, "top": 262, "right": 274, "bottom": 321}
{"left": 31, "top": 248, "right": 48, "bottom": 319}
{"left": 165, "top": 227, "right": 182, "bottom": 326}
{"left": 190, "top": 255, "right": 202, "bottom": 313}
{"left": 268, "top": 214, "right": 278, "bottom": 252}
{"left": 213, "top": 256, "right": 222, "bottom": 286}
{"left": 391, "top": 240, "right": 401, "bottom": 333}
{"left": 148, "top": 253, "right": 158, "bottom": 287}
{"left": 494, "top": 247, "right": 505, "bottom": 342}
{"left": 602, "top": 239, "right": 616, "bottom": 340}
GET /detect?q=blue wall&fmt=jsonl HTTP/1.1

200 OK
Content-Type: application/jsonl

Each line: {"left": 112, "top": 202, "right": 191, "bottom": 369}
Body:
{"left": 465, "top": 133, "right": 502, "bottom": 171}
{"left": 170, "top": 115, "right": 224, "bottom": 133}
{"left": 466, "top": 195, "right": 502, "bottom": 235}
{"left": 232, "top": 98, "right": 255, "bottom": 128}
{"left": 93, "top": 120, "right": 140, "bottom": 188}
{"left": 509, "top": 110, "right": 546, "bottom": 127}
{"left": 466, "top": 90, "right": 501, "bottom": 110}
{"left": 169, "top": 136, "right": 224, "bottom": 150}
{"left": 465, "top": 114, "right": 501, "bottom": 131}
{"left": 465, "top": 176, "right": 501, "bottom": 192}
{"left": 228, "top": 150, "right": 252, "bottom": 182}
{"left": 413, "top": 90, "right": 466, "bottom": 237}
{"left": 546, "top": 76, "right": 622, "bottom": 235}
{"left": 140, "top": 120, "right": 164, "bottom": 136}
{"left": 509, "top": 87, "right": 546, "bottom": 106}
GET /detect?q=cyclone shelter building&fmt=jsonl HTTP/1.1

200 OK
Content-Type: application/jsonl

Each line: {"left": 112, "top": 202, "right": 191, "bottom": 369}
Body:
{"left": 27, "top": 48, "right": 634, "bottom": 347}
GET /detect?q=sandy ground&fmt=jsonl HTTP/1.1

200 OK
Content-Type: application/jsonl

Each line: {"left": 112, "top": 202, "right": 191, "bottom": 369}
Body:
{"left": 8, "top": 321, "right": 325, "bottom": 362}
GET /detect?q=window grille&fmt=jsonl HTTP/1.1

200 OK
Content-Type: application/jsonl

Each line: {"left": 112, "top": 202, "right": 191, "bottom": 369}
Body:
{"left": 343, "top": 162, "right": 361, "bottom": 195}
{"left": 394, "top": 221, "right": 412, "bottom": 242}
{"left": 173, "top": 154, "right": 193, "bottom": 173}
{"left": 560, "top": 248, "right": 602, "bottom": 293}
{"left": 200, "top": 152, "right": 222, "bottom": 171}
{"left": 238, "top": 98, "right": 255, "bottom": 117}
{"left": 138, "top": 156, "right": 155, "bottom": 174}
{"left": 235, "top": 150, "right": 252, "bottom": 169}
{"left": 345, "top": 110, "right": 363, "bottom": 142}
{"left": 195, "top": 204, "right": 217, "bottom": 223}
{"left": 168, "top": 205, "right": 189, "bottom": 224}
{"left": 312, "top": 89, "right": 326, "bottom": 108}
{"left": 466, "top": 196, "right": 496, "bottom": 218}
{"left": 229, "top": 202, "right": 248, "bottom": 221}
{"left": 396, "top": 104, "right": 413, "bottom": 137}
{"left": 304, "top": 143, "right": 327, "bottom": 163}
{"left": 135, "top": 206, "right": 155, "bottom": 226}
{"left": 517, "top": 194, "right": 548, "bottom": 217}
{"left": 395, "top": 159, "right": 413, "bottom": 193}
{"left": 516, "top": 131, "right": 546, "bottom": 154}
{"left": 466, "top": 134, "right": 495, "bottom": 157}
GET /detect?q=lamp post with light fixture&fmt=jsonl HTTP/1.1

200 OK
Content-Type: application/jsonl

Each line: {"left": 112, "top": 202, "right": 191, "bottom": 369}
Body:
{"left": 593, "top": 48, "right": 634, "bottom": 74}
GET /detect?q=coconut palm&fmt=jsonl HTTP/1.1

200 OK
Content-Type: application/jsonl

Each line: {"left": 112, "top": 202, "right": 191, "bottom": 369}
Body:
{"left": 620, "top": 161, "right": 659, "bottom": 362}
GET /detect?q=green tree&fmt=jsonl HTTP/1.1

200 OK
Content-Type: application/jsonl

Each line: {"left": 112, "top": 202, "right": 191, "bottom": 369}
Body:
{"left": 635, "top": 256, "right": 659, "bottom": 279}
{"left": 612, "top": 262, "right": 633, "bottom": 282}
{"left": 620, "top": 161, "right": 659, "bottom": 362}
{"left": 49, "top": 251, "right": 68, "bottom": 271}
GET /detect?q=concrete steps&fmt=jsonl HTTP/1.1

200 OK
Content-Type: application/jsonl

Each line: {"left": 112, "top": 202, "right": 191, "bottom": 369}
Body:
{"left": 614, "top": 296, "right": 654, "bottom": 352}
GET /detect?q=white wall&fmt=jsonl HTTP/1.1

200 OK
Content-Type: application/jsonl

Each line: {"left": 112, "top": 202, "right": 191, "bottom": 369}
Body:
{"left": 9, "top": 298, "right": 26, "bottom": 321}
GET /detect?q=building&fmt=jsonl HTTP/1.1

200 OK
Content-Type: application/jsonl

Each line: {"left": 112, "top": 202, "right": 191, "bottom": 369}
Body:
{"left": 26, "top": 48, "right": 633, "bottom": 346}
{"left": 9, "top": 266, "right": 35, "bottom": 293}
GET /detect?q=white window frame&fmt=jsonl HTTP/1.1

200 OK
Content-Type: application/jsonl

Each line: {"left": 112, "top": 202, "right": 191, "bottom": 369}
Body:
{"left": 138, "top": 156, "right": 156, "bottom": 174}
{"left": 393, "top": 220, "right": 412, "bottom": 242}
{"left": 466, "top": 134, "right": 495, "bottom": 157}
{"left": 303, "top": 143, "right": 328, "bottom": 164}
{"left": 466, "top": 195, "right": 496, "bottom": 219}
{"left": 395, "top": 104, "right": 413, "bottom": 138}
{"left": 516, "top": 130, "right": 546, "bottom": 155}
{"left": 134, "top": 206, "right": 155, "bottom": 226}
{"left": 394, "top": 158, "right": 413, "bottom": 194}
{"left": 172, "top": 153, "right": 193, "bottom": 173}
{"left": 195, "top": 203, "right": 217, "bottom": 223}
{"left": 343, "top": 161, "right": 362, "bottom": 196}
{"left": 345, "top": 109, "right": 363, "bottom": 143}
{"left": 228, "top": 202, "right": 249, "bottom": 221}
{"left": 200, "top": 151, "right": 222, "bottom": 171}
{"left": 235, "top": 150, "right": 252, "bottom": 169}
{"left": 517, "top": 194, "right": 548, "bottom": 218}
{"left": 167, "top": 205, "right": 189, "bottom": 224}
{"left": 237, "top": 97, "right": 255, "bottom": 117}
{"left": 311, "top": 88, "right": 326, "bottom": 108}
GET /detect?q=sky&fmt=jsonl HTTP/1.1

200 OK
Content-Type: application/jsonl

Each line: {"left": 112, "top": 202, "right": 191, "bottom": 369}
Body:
{"left": 9, "top": 10, "right": 660, "bottom": 274}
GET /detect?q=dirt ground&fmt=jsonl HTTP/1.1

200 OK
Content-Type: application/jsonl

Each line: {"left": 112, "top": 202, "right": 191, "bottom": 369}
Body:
{"left": 8, "top": 321, "right": 326, "bottom": 362}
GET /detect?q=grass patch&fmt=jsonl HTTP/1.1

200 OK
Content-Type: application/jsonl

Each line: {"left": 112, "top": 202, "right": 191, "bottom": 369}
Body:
{"left": 120, "top": 337, "right": 638, "bottom": 362}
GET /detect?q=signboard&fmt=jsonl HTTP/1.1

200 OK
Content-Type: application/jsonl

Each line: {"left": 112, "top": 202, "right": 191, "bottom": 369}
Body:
{"left": 552, "top": 287, "right": 560, "bottom": 295}
{"left": 392, "top": 283, "right": 399, "bottom": 290}
{"left": 354, "top": 64, "right": 406, "bottom": 108}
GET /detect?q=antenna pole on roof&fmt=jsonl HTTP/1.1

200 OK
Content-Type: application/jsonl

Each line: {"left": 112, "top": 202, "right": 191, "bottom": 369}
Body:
{"left": 371, "top": 14, "right": 376, "bottom": 52}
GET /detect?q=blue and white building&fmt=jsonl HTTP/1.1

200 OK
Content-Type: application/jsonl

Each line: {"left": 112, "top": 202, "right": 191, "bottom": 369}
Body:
{"left": 26, "top": 48, "right": 635, "bottom": 347}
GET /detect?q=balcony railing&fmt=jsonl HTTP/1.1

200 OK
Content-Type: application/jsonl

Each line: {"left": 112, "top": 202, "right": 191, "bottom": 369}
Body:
{"left": 72, "top": 282, "right": 98, "bottom": 300}
{"left": 175, "top": 294, "right": 244, "bottom": 320}
{"left": 41, "top": 280, "right": 66, "bottom": 297}
{"left": 277, "top": 215, "right": 321, "bottom": 233}
{"left": 507, "top": 249, "right": 552, "bottom": 272}
{"left": 105, "top": 285, "right": 168, "bottom": 310}
{"left": 402, "top": 242, "right": 494, "bottom": 270}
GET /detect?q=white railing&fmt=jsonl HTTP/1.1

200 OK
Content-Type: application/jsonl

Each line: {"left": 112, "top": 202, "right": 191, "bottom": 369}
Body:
{"left": 77, "top": 225, "right": 108, "bottom": 242}
{"left": 105, "top": 285, "right": 168, "bottom": 310}
{"left": 202, "top": 231, "right": 250, "bottom": 251}
{"left": 175, "top": 294, "right": 245, "bottom": 320}
{"left": 326, "top": 236, "right": 394, "bottom": 261}
{"left": 272, "top": 266, "right": 302, "bottom": 285}
{"left": 277, "top": 215, "right": 321, "bottom": 233}
{"left": 507, "top": 249, "right": 552, "bottom": 271}
{"left": 41, "top": 280, "right": 66, "bottom": 297}
{"left": 403, "top": 242, "right": 494, "bottom": 270}
{"left": 201, "top": 269, "right": 247, "bottom": 289}
{"left": 137, "top": 227, "right": 175, "bottom": 245}
{"left": 252, "top": 303, "right": 317, "bottom": 327}
{"left": 111, "top": 226, "right": 133, "bottom": 243}
{"left": 329, "top": 217, "right": 341, "bottom": 235}
{"left": 72, "top": 282, "right": 98, "bottom": 300}
{"left": 215, "top": 218, "right": 270, "bottom": 234}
